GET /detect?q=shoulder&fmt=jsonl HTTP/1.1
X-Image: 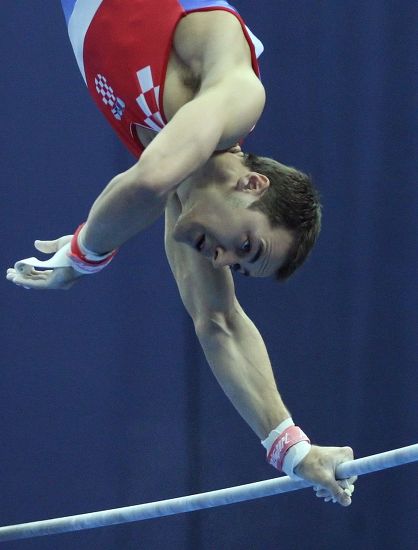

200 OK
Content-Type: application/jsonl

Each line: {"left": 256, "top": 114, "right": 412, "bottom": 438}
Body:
{"left": 173, "top": 10, "right": 265, "bottom": 147}
{"left": 210, "top": 70, "right": 265, "bottom": 150}
{"left": 173, "top": 10, "right": 257, "bottom": 81}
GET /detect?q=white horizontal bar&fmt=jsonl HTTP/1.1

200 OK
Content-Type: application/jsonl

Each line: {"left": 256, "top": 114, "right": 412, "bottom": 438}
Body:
{"left": 0, "top": 443, "right": 416, "bottom": 542}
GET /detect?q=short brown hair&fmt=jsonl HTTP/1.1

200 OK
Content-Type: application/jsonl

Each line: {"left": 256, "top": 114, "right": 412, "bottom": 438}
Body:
{"left": 244, "top": 153, "right": 322, "bottom": 280}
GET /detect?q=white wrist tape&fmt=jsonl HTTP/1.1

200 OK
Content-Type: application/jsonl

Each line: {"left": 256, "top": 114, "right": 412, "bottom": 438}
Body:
{"left": 68, "top": 223, "right": 117, "bottom": 273}
{"left": 281, "top": 441, "right": 311, "bottom": 479}
{"left": 76, "top": 227, "right": 114, "bottom": 263}
{"left": 262, "top": 418, "right": 311, "bottom": 478}
{"left": 261, "top": 418, "right": 295, "bottom": 450}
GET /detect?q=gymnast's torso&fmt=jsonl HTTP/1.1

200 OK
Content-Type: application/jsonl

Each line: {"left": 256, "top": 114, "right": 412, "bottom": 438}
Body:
{"left": 61, "top": 0, "right": 264, "bottom": 157}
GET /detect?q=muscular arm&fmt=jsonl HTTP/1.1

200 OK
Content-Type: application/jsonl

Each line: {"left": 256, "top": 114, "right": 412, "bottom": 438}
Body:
{"left": 7, "top": 69, "right": 264, "bottom": 288}
{"left": 165, "top": 195, "right": 357, "bottom": 506}
{"left": 8, "top": 15, "right": 264, "bottom": 286}
{"left": 164, "top": 194, "right": 289, "bottom": 439}
{"left": 81, "top": 69, "right": 264, "bottom": 254}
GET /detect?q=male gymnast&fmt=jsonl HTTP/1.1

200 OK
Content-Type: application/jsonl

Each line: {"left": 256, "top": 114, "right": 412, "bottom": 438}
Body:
{"left": 6, "top": 0, "right": 356, "bottom": 505}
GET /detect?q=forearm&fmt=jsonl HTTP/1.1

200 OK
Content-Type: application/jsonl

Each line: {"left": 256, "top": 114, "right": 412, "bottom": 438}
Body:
{"left": 196, "top": 308, "right": 290, "bottom": 440}
{"left": 80, "top": 165, "right": 168, "bottom": 254}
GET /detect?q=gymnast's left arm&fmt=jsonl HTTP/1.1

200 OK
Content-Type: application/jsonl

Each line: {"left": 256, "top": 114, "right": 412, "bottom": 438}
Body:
{"left": 164, "top": 195, "right": 356, "bottom": 507}
{"left": 6, "top": 69, "right": 262, "bottom": 290}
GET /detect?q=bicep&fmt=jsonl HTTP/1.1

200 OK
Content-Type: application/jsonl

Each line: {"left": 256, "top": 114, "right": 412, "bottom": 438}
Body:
{"left": 164, "top": 195, "right": 237, "bottom": 323}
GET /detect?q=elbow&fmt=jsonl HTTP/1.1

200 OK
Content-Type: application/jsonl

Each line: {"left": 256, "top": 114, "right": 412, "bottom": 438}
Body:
{"left": 192, "top": 297, "right": 243, "bottom": 340}
{"left": 137, "top": 173, "right": 176, "bottom": 201}
{"left": 123, "top": 169, "right": 170, "bottom": 203}
{"left": 132, "top": 151, "right": 181, "bottom": 199}
{"left": 100, "top": 161, "right": 168, "bottom": 211}
{"left": 194, "top": 309, "right": 238, "bottom": 340}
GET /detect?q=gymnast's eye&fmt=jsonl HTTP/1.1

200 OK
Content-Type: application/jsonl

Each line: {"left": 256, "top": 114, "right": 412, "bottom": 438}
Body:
{"left": 195, "top": 235, "right": 205, "bottom": 251}
{"left": 240, "top": 239, "right": 251, "bottom": 253}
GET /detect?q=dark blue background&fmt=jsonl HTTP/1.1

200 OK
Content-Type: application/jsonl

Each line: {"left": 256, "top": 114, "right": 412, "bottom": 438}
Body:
{"left": 1, "top": 2, "right": 417, "bottom": 549}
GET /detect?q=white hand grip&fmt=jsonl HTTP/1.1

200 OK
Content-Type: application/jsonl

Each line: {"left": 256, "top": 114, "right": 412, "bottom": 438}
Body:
{"left": 14, "top": 243, "right": 72, "bottom": 274}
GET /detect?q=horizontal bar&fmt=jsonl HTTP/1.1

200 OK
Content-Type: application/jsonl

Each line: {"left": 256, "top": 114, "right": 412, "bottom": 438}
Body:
{"left": 0, "top": 443, "right": 416, "bottom": 542}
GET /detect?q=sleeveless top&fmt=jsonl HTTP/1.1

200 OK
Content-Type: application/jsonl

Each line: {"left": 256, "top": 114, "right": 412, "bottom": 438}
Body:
{"left": 61, "top": 0, "right": 264, "bottom": 157}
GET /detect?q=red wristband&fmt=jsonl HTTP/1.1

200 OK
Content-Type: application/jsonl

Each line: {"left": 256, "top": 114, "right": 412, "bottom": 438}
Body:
{"left": 267, "top": 426, "right": 310, "bottom": 471}
{"left": 68, "top": 223, "right": 117, "bottom": 274}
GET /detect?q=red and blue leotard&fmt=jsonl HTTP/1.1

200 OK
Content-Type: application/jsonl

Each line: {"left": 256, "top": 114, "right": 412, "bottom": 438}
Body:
{"left": 61, "top": 0, "right": 264, "bottom": 158}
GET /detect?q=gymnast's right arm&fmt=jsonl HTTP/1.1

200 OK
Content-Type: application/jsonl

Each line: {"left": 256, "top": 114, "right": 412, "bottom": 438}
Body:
{"left": 164, "top": 194, "right": 356, "bottom": 507}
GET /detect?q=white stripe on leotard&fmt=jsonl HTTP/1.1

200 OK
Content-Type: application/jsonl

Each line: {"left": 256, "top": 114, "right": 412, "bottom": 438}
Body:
{"left": 67, "top": 0, "right": 104, "bottom": 83}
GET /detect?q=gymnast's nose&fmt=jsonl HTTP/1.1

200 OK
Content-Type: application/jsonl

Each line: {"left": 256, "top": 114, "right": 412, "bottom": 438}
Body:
{"left": 212, "top": 247, "right": 235, "bottom": 269}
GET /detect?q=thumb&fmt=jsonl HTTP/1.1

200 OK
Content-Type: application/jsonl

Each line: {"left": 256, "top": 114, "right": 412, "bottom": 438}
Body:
{"left": 34, "top": 235, "right": 73, "bottom": 254}
{"left": 327, "top": 480, "right": 352, "bottom": 507}
{"left": 34, "top": 239, "right": 60, "bottom": 254}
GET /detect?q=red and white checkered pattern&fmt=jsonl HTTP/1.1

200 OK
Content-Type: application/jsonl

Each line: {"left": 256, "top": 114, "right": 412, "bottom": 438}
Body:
{"left": 67, "top": 0, "right": 262, "bottom": 157}
{"left": 95, "top": 74, "right": 116, "bottom": 105}
{"left": 135, "top": 66, "right": 165, "bottom": 132}
{"left": 95, "top": 74, "right": 125, "bottom": 120}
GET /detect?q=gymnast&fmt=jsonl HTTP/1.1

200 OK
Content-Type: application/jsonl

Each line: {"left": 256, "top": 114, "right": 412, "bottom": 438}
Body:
{"left": 6, "top": 0, "right": 356, "bottom": 505}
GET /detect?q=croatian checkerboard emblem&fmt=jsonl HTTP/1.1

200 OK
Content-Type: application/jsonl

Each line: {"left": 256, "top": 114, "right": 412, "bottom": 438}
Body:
{"left": 94, "top": 74, "right": 125, "bottom": 121}
{"left": 135, "top": 66, "right": 164, "bottom": 131}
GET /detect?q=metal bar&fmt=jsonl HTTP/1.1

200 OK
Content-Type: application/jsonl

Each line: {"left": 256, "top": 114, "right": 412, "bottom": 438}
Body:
{"left": 0, "top": 443, "right": 416, "bottom": 542}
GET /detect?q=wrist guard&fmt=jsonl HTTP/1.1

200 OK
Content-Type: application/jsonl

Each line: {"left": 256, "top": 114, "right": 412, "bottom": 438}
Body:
{"left": 68, "top": 223, "right": 117, "bottom": 274}
{"left": 262, "top": 419, "right": 311, "bottom": 477}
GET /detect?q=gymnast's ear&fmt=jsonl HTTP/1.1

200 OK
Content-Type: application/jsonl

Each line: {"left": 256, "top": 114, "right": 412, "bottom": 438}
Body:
{"left": 236, "top": 172, "right": 270, "bottom": 196}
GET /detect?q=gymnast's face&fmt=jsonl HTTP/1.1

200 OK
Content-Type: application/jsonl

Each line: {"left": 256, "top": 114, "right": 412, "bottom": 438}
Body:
{"left": 172, "top": 152, "right": 294, "bottom": 278}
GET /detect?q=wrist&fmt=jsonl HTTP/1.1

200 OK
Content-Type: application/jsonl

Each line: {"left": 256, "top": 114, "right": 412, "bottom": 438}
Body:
{"left": 281, "top": 440, "right": 311, "bottom": 478}
{"left": 68, "top": 223, "right": 117, "bottom": 274}
{"left": 262, "top": 418, "right": 311, "bottom": 478}
{"left": 261, "top": 417, "right": 295, "bottom": 450}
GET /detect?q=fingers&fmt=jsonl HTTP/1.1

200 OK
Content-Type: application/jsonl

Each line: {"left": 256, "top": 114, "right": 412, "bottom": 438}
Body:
{"left": 333, "top": 483, "right": 352, "bottom": 507}
{"left": 292, "top": 445, "right": 357, "bottom": 507}
{"left": 313, "top": 478, "right": 356, "bottom": 506}
{"left": 7, "top": 263, "right": 81, "bottom": 291}
{"left": 345, "top": 475, "right": 357, "bottom": 486}
{"left": 6, "top": 268, "right": 31, "bottom": 289}
{"left": 328, "top": 447, "right": 355, "bottom": 506}
{"left": 6, "top": 235, "right": 77, "bottom": 291}
{"left": 341, "top": 479, "right": 355, "bottom": 499}
{"left": 313, "top": 480, "right": 354, "bottom": 499}
{"left": 329, "top": 476, "right": 355, "bottom": 506}
{"left": 6, "top": 267, "right": 53, "bottom": 290}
